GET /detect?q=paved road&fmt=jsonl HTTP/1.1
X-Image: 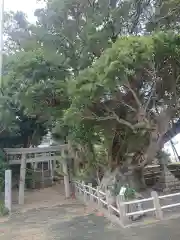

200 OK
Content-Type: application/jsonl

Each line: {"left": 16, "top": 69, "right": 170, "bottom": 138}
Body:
{"left": 0, "top": 202, "right": 180, "bottom": 240}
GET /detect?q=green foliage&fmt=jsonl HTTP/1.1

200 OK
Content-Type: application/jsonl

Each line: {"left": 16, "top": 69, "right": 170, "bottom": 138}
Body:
{"left": 3, "top": 0, "right": 156, "bottom": 124}
{"left": 3, "top": 0, "right": 180, "bottom": 182}
{"left": 0, "top": 150, "right": 8, "bottom": 192}
{"left": 0, "top": 201, "right": 9, "bottom": 216}
{"left": 65, "top": 32, "right": 180, "bottom": 170}
{"left": 109, "top": 181, "right": 121, "bottom": 196}
{"left": 124, "top": 187, "right": 136, "bottom": 200}
{"left": 1, "top": 52, "right": 49, "bottom": 148}
{"left": 0, "top": 103, "right": 48, "bottom": 148}
{"left": 147, "top": 0, "right": 180, "bottom": 32}
{"left": 109, "top": 182, "right": 136, "bottom": 199}
{"left": 68, "top": 31, "right": 180, "bottom": 113}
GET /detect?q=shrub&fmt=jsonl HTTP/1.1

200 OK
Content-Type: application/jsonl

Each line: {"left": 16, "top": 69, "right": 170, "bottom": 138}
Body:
{"left": 0, "top": 149, "right": 8, "bottom": 191}
{"left": 0, "top": 201, "right": 9, "bottom": 216}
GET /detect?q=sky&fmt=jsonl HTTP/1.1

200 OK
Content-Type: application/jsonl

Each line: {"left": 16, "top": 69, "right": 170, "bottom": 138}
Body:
{"left": 3, "top": 0, "right": 180, "bottom": 159}
{"left": 4, "top": 0, "right": 44, "bottom": 22}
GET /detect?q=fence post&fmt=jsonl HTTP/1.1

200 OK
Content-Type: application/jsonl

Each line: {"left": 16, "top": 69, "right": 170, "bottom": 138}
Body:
{"left": 50, "top": 160, "right": 54, "bottom": 185}
{"left": 106, "top": 190, "right": 112, "bottom": 215}
{"left": 116, "top": 195, "right": 127, "bottom": 226}
{"left": 151, "top": 191, "right": 163, "bottom": 220}
{"left": 82, "top": 181, "right": 86, "bottom": 202}
{"left": 79, "top": 181, "right": 82, "bottom": 198}
{"left": 76, "top": 181, "right": 81, "bottom": 199}
{"left": 5, "top": 170, "right": 12, "bottom": 213}
{"left": 62, "top": 158, "right": 70, "bottom": 198}
{"left": 74, "top": 181, "right": 77, "bottom": 197}
{"left": 88, "top": 183, "right": 93, "bottom": 202}
{"left": 97, "top": 186, "right": 102, "bottom": 207}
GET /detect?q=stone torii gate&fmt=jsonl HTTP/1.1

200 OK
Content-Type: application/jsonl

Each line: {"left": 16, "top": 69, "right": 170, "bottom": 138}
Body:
{"left": 4, "top": 145, "right": 71, "bottom": 204}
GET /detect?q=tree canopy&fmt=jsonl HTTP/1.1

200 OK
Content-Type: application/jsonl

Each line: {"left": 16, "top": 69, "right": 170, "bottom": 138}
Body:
{"left": 2, "top": 0, "right": 180, "bottom": 189}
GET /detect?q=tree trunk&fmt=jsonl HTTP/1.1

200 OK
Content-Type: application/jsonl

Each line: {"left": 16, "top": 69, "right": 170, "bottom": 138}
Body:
{"left": 100, "top": 166, "right": 146, "bottom": 194}
{"left": 128, "top": 168, "right": 146, "bottom": 191}
{"left": 99, "top": 108, "right": 174, "bottom": 197}
{"left": 153, "top": 158, "right": 173, "bottom": 192}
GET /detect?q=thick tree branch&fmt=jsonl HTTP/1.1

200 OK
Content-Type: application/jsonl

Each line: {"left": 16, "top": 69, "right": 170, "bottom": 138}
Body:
{"left": 114, "top": 90, "right": 137, "bottom": 112}
{"left": 83, "top": 114, "right": 134, "bottom": 130}
{"left": 125, "top": 81, "right": 142, "bottom": 108}
{"left": 136, "top": 107, "right": 176, "bottom": 168}
{"left": 104, "top": 105, "right": 135, "bottom": 130}
{"left": 152, "top": 7, "right": 180, "bottom": 25}
{"left": 119, "top": 100, "right": 137, "bottom": 112}
{"left": 144, "top": 80, "right": 157, "bottom": 112}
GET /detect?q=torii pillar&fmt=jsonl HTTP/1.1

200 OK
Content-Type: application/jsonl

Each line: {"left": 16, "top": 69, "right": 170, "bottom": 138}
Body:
{"left": 62, "top": 150, "right": 71, "bottom": 198}
{"left": 19, "top": 153, "right": 26, "bottom": 204}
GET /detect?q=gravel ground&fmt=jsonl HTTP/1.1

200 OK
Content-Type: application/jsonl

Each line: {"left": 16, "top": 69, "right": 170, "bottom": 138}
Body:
{"left": 0, "top": 185, "right": 180, "bottom": 240}
{"left": 0, "top": 203, "right": 180, "bottom": 240}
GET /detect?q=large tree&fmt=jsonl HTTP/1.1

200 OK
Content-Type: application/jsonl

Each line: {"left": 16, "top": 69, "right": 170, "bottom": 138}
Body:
{"left": 0, "top": 85, "right": 48, "bottom": 148}
{"left": 2, "top": 0, "right": 155, "bottom": 141}
{"left": 64, "top": 32, "right": 180, "bottom": 190}
{"left": 3, "top": 0, "right": 180, "bottom": 189}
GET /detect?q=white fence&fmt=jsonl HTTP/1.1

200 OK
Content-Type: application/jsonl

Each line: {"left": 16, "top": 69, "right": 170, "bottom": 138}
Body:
{"left": 74, "top": 181, "right": 180, "bottom": 227}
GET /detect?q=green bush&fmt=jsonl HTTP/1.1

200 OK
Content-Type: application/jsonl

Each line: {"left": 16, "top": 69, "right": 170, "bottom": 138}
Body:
{"left": 0, "top": 149, "right": 8, "bottom": 191}
{"left": 0, "top": 201, "right": 9, "bottom": 216}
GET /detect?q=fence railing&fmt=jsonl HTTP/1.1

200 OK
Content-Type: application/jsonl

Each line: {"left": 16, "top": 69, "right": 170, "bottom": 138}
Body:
{"left": 74, "top": 181, "right": 180, "bottom": 227}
